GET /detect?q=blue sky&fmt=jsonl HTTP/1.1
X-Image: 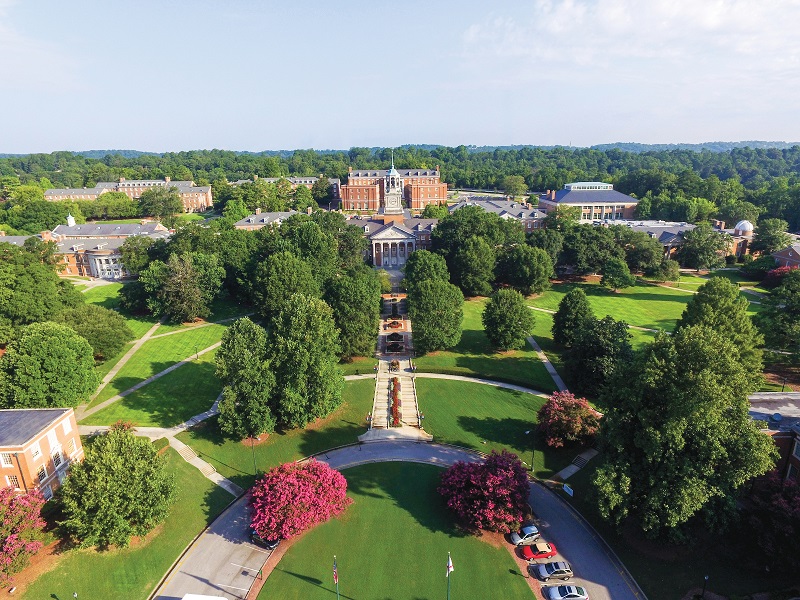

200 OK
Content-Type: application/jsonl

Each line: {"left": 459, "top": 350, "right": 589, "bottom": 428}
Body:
{"left": 0, "top": 0, "right": 798, "bottom": 152}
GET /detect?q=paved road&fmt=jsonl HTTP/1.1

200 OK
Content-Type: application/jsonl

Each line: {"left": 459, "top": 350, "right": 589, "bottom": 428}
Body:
{"left": 153, "top": 495, "right": 271, "bottom": 600}
{"left": 152, "top": 441, "right": 645, "bottom": 600}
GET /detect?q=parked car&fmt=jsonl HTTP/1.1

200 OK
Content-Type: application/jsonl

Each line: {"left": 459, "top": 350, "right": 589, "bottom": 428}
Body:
{"left": 544, "top": 585, "right": 589, "bottom": 600}
{"left": 249, "top": 528, "right": 280, "bottom": 550}
{"left": 510, "top": 524, "right": 541, "bottom": 545}
{"left": 521, "top": 541, "right": 558, "bottom": 560}
{"left": 534, "top": 561, "right": 573, "bottom": 581}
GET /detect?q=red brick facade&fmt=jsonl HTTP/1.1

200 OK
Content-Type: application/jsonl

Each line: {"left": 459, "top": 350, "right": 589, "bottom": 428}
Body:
{"left": 341, "top": 167, "right": 447, "bottom": 212}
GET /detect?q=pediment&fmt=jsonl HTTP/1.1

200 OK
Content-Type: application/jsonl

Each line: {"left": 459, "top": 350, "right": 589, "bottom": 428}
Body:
{"left": 369, "top": 224, "right": 415, "bottom": 241}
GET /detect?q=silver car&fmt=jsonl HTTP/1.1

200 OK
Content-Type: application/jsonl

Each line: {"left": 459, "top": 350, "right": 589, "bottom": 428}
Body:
{"left": 545, "top": 585, "right": 589, "bottom": 600}
{"left": 510, "top": 524, "right": 541, "bottom": 545}
{"left": 535, "top": 560, "right": 573, "bottom": 581}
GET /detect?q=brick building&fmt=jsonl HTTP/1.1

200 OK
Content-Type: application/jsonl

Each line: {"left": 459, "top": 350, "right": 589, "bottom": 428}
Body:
{"left": 1, "top": 408, "right": 84, "bottom": 500}
{"left": 45, "top": 177, "right": 213, "bottom": 213}
{"left": 538, "top": 182, "right": 638, "bottom": 221}
{"left": 341, "top": 162, "right": 447, "bottom": 212}
{"left": 773, "top": 243, "right": 800, "bottom": 268}
{"left": 448, "top": 197, "right": 546, "bottom": 233}
{"left": 231, "top": 176, "right": 341, "bottom": 200}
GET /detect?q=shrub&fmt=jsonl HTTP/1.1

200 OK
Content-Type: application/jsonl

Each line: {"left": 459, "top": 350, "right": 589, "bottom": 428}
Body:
{"left": 0, "top": 488, "right": 46, "bottom": 588}
{"left": 250, "top": 460, "right": 352, "bottom": 540}
{"left": 742, "top": 255, "right": 777, "bottom": 280}
{"left": 437, "top": 450, "right": 530, "bottom": 532}
{"left": 537, "top": 391, "right": 600, "bottom": 448}
{"left": 762, "top": 265, "right": 798, "bottom": 289}
{"left": 746, "top": 471, "right": 800, "bottom": 571}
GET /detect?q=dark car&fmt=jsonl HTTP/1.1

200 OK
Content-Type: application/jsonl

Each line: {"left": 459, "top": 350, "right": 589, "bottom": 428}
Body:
{"left": 249, "top": 528, "right": 280, "bottom": 550}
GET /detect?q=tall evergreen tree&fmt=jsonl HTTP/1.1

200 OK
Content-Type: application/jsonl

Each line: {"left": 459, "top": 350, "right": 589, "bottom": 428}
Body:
{"left": 482, "top": 289, "right": 536, "bottom": 350}
{"left": 552, "top": 288, "right": 594, "bottom": 348}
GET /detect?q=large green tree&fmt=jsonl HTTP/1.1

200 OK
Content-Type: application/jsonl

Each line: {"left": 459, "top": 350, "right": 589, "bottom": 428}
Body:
{"left": 495, "top": 245, "right": 553, "bottom": 295}
{"left": 751, "top": 218, "right": 791, "bottom": 254}
{"left": 482, "top": 289, "right": 535, "bottom": 350}
{"left": 0, "top": 322, "right": 98, "bottom": 408}
{"left": 119, "top": 235, "right": 155, "bottom": 276}
{"left": 53, "top": 304, "right": 134, "bottom": 361}
{"left": 552, "top": 288, "right": 594, "bottom": 348}
{"left": 593, "top": 326, "right": 777, "bottom": 537}
{"left": 325, "top": 269, "right": 382, "bottom": 360}
{"left": 757, "top": 269, "right": 800, "bottom": 357}
{"left": 675, "top": 277, "right": 763, "bottom": 388}
{"left": 452, "top": 236, "right": 495, "bottom": 297}
{"left": 268, "top": 294, "right": 344, "bottom": 428}
{"left": 600, "top": 257, "right": 636, "bottom": 291}
{"left": 59, "top": 424, "right": 177, "bottom": 548}
{"left": 215, "top": 318, "right": 276, "bottom": 439}
{"left": 252, "top": 250, "right": 319, "bottom": 321}
{"left": 676, "top": 223, "right": 727, "bottom": 270}
{"left": 403, "top": 249, "right": 450, "bottom": 294}
{"left": 408, "top": 279, "right": 464, "bottom": 354}
{"left": 564, "top": 316, "right": 632, "bottom": 396}
{"left": 138, "top": 186, "right": 183, "bottom": 222}
{"left": 503, "top": 175, "right": 528, "bottom": 197}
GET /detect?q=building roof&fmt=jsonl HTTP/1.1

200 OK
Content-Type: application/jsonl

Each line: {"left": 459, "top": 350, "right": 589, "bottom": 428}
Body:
{"left": 349, "top": 169, "right": 439, "bottom": 178}
{"left": 53, "top": 222, "right": 168, "bottom": 238}
{"left": 0, "top": 408, "right": 71, "bottom": 447}
{"left": 0, "top": 235, "right": 34, "bottom": 246}
{"left": 55, "top": 237, "right": 129, "bottom": 253}
{"left": 773, "top": 243, "right": 800, "bottom": 257}
{"left": 748, "top": 393, "right": 800, "bottom": 433}
{"left": 449, "top": 198, "right": 545, "bottom": 220}
{"left": 44, "top": 188, "right": 103, "bottom": 197}
{"left": 734, "top": 220, "right": 754, "bottom": 232}
{"left": 541, "top": 185, "right": 638, "bottom": 206}
{"left": 234, "top": 211, "right": 297, "bottom": 227}
{"left": 613, "top": 220, "right": 696, "bottom": 244}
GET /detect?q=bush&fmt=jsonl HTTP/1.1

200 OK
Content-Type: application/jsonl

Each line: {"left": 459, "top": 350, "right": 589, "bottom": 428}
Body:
{"left": 437, "top": 450, "right": 530, "bottom": 532}
{"left": 250, "top": 460, "right": 352, "bottom": 540}
{"left": 762, "top": 266, "right": 798, "bottom": 289}
{"left": 725, "top": 254, "right": 737, "bottom": 265}
{"left": 746, "top": 471, "right": 800, "bottom": 571}
{"left": 742, "top": 255, "right": 777, "bottom": 280}
{"left": 537, "top": 391, "right": 600, "bottom": 448}
{"left": 0, "top": 488, "right": 46, "bottom": 588}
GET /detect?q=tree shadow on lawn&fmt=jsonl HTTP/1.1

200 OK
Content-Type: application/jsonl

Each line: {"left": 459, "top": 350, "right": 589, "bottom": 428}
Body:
{"left": 343, "top": 463, "right": 468, "bottom": 537}
{"left": 296, "top": 419, "right": 367, "bottom": 460}
{"left": 452, "top": 355, "right": 555, "bottom": 391}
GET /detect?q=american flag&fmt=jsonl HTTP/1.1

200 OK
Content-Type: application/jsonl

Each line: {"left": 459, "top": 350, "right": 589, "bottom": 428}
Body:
{"left": 333, "top": 556, "right": 338, "bottom": 584}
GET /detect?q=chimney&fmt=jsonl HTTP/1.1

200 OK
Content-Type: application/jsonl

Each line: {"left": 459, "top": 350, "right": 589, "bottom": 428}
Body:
{"left": 348, "top": 166, "right": 353, "bottom": 173}
{"left": 306, "top": 206, "right": 313, "bottom": 215}
{"left": 119, "top": 177, "right": 126, "bottom": 182}
{"left": 0, "top": 230, "right": 5, "bottom": 236}
{"left": 550, "top": 190, "right": 556, "bottom": 201}
{"left": 165, "top": 176, "right": 171, "bottom": 183}
{"left": 41, "top": 231, "right": 53, "bottom": 241}
{"left": 254, "top": 175, "right": 259, "bottom": 180}
{"left": 255, "top": 208, "right": 262, "bottom": 215}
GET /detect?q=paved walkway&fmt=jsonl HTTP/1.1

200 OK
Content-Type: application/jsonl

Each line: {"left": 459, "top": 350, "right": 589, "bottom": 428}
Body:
{"left": 526, "top": 335, "right": 568, "bottom": 391}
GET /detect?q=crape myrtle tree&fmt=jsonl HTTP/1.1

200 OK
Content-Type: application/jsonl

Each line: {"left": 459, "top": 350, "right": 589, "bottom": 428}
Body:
{"left": 268, "top": 294, "right": 344, "bottom": 428}
{"left": 551, "top": 288, "right": 594, "bottom": 348}
{"left": 249, "top": 460, "right": 352, "bottom": 540}
{"left": 325, "top": 268, "right": 382, "bottom": 360}
{"left": 495, "top": 245, "right": 553, "bottom": 295}
{"left": 0, "top": 322, "right": 98, "bottom": 409}
{"left": 537, "top": 391, "right": 600, "bottom": 449}
{"left": 593, "top": 326, "right": 777, "bottom": 538}
{"left": 438, "top": 450, "right": 530, "bottom": 532}
{"left": 407, "top": 279, "right": 464, "bottom": 354}
{"left": 53, "top": 304, "right": 134, "bottom": 361}
{"left": 564, "top": 316, "right": 633, "bottom": 397}
{"left": 482, "top": 289, "right": 536, "bottom": 351}
{"left": 675, "top": 277, "right": 764, "bottom": 388}
{"left": 59, "top": 423, "right": 177, "bottom": 548}
{"left": 215, "top": 318, "right": 276, "bottom": 440}
{"left": 0, "top": 487, "right": 46, "bottom": 588}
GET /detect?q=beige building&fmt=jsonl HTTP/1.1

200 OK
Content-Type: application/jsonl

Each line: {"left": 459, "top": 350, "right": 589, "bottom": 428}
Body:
{"left": 538, "top": 182, "right": 638, "bottom": 221}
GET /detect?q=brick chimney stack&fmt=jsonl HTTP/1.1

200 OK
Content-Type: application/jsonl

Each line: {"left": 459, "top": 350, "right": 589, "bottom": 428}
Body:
{"left": 255, "top": 208, "right": 262, "bottom": 215}
{"left": 165, "top": 177, "right": 171, "bottom": 183}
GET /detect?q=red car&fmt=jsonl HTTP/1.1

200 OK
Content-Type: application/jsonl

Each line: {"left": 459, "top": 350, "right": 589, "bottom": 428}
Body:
{"left": 521, "top": 541, "right": 558, "bottom": 561}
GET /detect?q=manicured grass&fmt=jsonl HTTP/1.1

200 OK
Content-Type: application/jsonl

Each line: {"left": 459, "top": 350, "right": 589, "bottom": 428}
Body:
{"left": 257, "top": 463, "right": 533, "bottom": 600}
{"left": 20, "top": 446, "right": 232, "bottom": 600}
{"left": 414, "top": 298, "right": 557, "bottom": 392}
{"left": 81, "top": 351, "right": 221, "bottom": 427}
{"left": 152, "top": 297, "right": 253, "bottom": 335}
{"left": 82, "top": 282, "right": 158, "bottom": 339}
{"left": 88, "top": 324, "right": 227, "bottom": 406}
{"left": 560, "top": 465, "right": 795, "bottom": 600}
{"left": 338, "top": 356, "right": 377, "bottom": 375}
{"left": 176, "top": 379, "right": 375, "bottom": 490}
{"left": 529, "top": 281, "right": 692, "bottom": 332}
{"left": 416, "top": 378, "right": 575, "bottom": 478}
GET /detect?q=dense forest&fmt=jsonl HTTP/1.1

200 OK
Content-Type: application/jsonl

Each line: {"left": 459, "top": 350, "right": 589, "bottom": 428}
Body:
{"left": 1, "top": 145, "right": 800, "bottom": 231}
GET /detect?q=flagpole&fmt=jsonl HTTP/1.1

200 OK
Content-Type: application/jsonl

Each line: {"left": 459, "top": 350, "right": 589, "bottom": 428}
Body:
{"left": 334, "top": 555, "right": 340, "bottom": 600}
{"left": 447, "top": 552, "right": 451, "bottom": 600}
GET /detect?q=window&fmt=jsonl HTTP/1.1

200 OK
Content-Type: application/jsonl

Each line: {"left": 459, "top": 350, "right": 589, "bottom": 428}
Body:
{"left": 793, "top": 440, "right": 800, "bottom": 460}
{"left": 787, "top": 463, "right": 797, "bottom": 481}
{"left": 37, "top": 465, "right": 47, "bottom": 483}
{"left": 1, "top": 452, "right": 12, "bottom": 467}
{"left": 31, "top": 442, "right": 41, "bottom": 460}
{"left": 67, "top": 438, "right": 76, "bottom": 455}
{"left": 6, "top": 475, "right": 20, "bottom": 490}
{"left": 41, "top": 485, "right": 53, "bottom": 501}
{"left": 52, "top": 451, "right": 62, "bottom": 468}
{"left": 63, "top": 419, "right": 72, "bottom": 436}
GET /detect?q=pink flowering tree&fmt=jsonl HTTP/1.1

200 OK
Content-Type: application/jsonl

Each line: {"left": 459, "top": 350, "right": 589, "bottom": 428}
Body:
{"left": 537, "top": 391, "right": 600, "bottom": 448}
{"left": 0, "top": 487, "right": 46, "bottom": 588}
{"left": 763, "top": 265, "right": 798, "bottom": 289}
{"left": 249, "top": 459, "right": 352, "bottom": 540}
{"left": 437, "top": 450, "right": 530, "bottom": 533}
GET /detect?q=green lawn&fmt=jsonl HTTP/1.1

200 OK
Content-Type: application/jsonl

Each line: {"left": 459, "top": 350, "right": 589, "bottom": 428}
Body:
{"left": 176, "top": 379, "right": 375, "bottom": 490}
{"left": 258, "top": 463, "right": 533, "bottom": 600}
{"left": 81, "top": 350, "right": 221, "bottom": 427}
{"left": 88, "top": 324, "right": 227, "bottom": 407}
{"left": 152, "top": 297, "right": 253, "bottom": 335}
{"left": 560, "top": 465, "right": 796, "bottom": 600}
{"left": 20, "top": 446, "right": 232, "bottom": 600}
{"left": 416, "top": 378, "right": 575, "bottom": 478}
{"left": 338, "top": 357, "right": 377, "bottom": 375}
{"left": 82, "top": 282, "right": 158, "bottom": 339}
{"left": 414, "top": 298, "right": 557, "bottom": 392}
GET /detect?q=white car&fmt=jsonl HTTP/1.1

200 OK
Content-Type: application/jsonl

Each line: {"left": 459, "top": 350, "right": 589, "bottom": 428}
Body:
{"left": 545, "top": 585, "right": 589, "bottom": 600}
{"left": 510, "top": 524, "right": 541, "bottom": 545}
{"left": 535, "top": 560, "right": 573, "bottom": 581}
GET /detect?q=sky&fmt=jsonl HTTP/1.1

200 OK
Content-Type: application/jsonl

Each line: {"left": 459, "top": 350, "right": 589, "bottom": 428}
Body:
{"left": 0, "top": 0, "right": 799, "bottom": 153}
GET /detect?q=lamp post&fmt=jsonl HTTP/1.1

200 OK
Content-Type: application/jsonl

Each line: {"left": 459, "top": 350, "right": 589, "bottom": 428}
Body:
{"left": 781, "top": 377, "right": 787, "bottom": 392}
{"left": 701, "top": 574, "right": 709, "bottom": 599}
{"left": 525, "top": 430, "right": 535, "bottom": 476}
